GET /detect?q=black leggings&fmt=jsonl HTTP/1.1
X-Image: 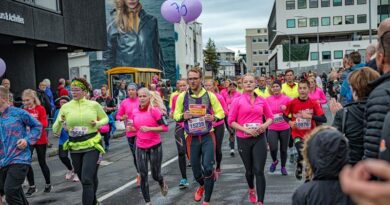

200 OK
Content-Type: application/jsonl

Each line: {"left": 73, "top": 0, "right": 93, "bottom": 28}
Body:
{"left": 127, "top": 137, "right": 138, "bottom": 173}
{"left": 214, "top": 123, "right": 225, "bottom": 168}
{"left": 59, "top": 145, "right": 73, "bottom": 171}
{"left": 174, "top": 124, "right": 187, "bottom": 179}
{"left": 267, "top": 129, "right": 290, "bottom": 167}
{"left": 136, "top": 144, "right": 164, "bottom": 203}
{"left": 71, "top": 150, "right": 100, "bottom": 205}
{"left": 224, "top": 117, "right": 235, "bottom": 149}
{"left": 295, "top": 138, "right": 304, "bottom": 167}
{"left": 102, "top": 132, "right": 111, "bottom": 148}
{"left": 27, "top": 144, "right": 51, "bottom": 186}
{"left": 237, "top": 136, "right": 267, "bottom": 203}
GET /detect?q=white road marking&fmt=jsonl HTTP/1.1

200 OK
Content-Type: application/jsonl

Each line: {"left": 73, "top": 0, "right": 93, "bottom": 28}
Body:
{"left": 98, "top": 156, "right": 178, "bottom": 202}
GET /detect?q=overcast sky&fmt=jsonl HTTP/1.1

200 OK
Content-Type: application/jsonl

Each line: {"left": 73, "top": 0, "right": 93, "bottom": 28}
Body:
{"left": 197, "top": 0, "right": 274, "bottom": 54}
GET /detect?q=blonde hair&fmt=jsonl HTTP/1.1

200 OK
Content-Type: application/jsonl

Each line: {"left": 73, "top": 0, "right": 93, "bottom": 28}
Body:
{"left": 138, "top": 88, "right": 167, "bottom": 115}
{"left": 114, "top": 0, "right": 140, "bottom": 33}
{"left": 22, "top": 89, "right": 41, "bottom": 106}
{"left": 0, "top": 86, "right": 9, "bottom": 101}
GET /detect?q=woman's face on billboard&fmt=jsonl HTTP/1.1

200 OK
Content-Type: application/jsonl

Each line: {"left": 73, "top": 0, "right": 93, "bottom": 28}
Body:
{"left": 125, "top": 0, "right": 139, "bottom": 9}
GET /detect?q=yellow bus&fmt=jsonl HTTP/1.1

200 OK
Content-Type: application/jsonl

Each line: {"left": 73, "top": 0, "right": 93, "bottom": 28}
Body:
{"left": 106, "top": 67, "right": 162, "bottom": 97}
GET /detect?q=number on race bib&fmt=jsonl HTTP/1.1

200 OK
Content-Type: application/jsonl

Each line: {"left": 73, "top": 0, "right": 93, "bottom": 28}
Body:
{"left": 188, "top": 117, "right": 208, "bottom": 134}
{"left": 296, "top": 118, "right": 311, "bottom": 130}
{"left": 71, "top": 126, "right": 89, "bottom": 137}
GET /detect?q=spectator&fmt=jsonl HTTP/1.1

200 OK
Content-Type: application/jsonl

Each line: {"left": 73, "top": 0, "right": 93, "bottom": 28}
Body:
{"left": 1, "top": 79, "right": 13, "bottom": 105}
{"left": 314, "top": 72, "right": 323, "bottom": 88}
{"left": 159, "top": 82, "right": 171, "bottom": 114}
{"left": 37, "top": 81, "right": 52, "bottom": 117}
{"left": 65, "top": 80, "right": 72, "bottom": 99}
{"left": 365, "top": 43, "right": 378, "bottom": 71}
{"left": 113, "top": 81, "right": 127, "bottom": 105}
{"left": 340, "top": 52, "right": 365, "bottom": 105}
{"left": 43, "top": 78, "right": 55, "bottom": 114}
{"left": 57, "top": 78, "right": 69, "bottom": 97}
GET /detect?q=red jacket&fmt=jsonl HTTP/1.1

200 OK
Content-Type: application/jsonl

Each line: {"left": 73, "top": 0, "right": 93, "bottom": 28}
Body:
{"left": 57, "top": 85, "right": 69, "bottom": 97}
{"left": 25, "top": 105, "right": 48, "bottom": 145}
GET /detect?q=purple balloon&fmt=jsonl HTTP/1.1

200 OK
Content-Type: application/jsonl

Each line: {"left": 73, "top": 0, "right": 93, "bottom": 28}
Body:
{"left": 181, "top": 0, "right": 202, "bottom": 24}
{"left": 0, "top": 58, "right": 5, "bottom": 77}
{"left": 161, "top": 0, "right": 181, "bottom": 24}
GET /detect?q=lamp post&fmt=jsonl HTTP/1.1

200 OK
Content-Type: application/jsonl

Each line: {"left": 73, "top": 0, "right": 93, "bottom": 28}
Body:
{"left": 295, "top": 15, "right": 320, "bottom": 69}
{"left": 273, "top": 30, "right": 291, "bottom": 68}
{"left": 369, "top": 0, "right": 372, "bottom": 43}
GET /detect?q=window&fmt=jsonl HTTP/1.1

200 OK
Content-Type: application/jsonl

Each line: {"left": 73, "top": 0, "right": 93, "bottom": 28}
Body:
{"left": 253, "top": 51, "right": 257, "bottom": 55}
{"left": 322, "top": 51, "right": 331, "bottom": 60}
{"left": 321, "top": 0, "right": 330, "bottom": 7}
{"left": 259, "top": 62, "right": 264, "bottom": 66}
{"left": 333, "top": 0, "right": 342, "bottom": 6}
{"left": 357, "top": 14, "right": 367, "bottom": 23}
{"left": 309, "top": 0, "right": 319, "bottom": 8}
{"left": 334, "top": 50, "right": 343, "bottom": 59}
{"left": 286, "top": 0, "right": 296, "bottom": 9}
{"left": 333, "top": 16, "right": 342, "bottom": 25}
{"left": 253, "top": 63, "right": 257, "bottom": 66}
{"left": 287, "top": 19, "right": 296, "bottom": 28}
{"left": 346, "top": 50, "right": 354, "bottom": 54}
{"left": 259, "top": 51, "right": 263, "bottom": 54}
{"left": 257, "top": 29, "right": 261, "bottom": 33}
{"left": 252, "top": 39, "right": 257, "bottom": 43}
{"left": 359, "top": 49, "right": 367, "bottom": 63}
{"left": 264, "top": 38, "right": 268, "bottom": 42}
{"left": 321, "top": 17, "right": 331, "bottom": 26}
{"left": 310, "top": 18, "right": 319, "bottom": 27}
{"left": 258, "top": 38, "right": 263, "bottom": 42}
{"left": 265, "top": 62, "right": 269, "bottom": 65}
{"left": 345, "top": 0, "right": 354, "bottom": 5}
{"left": 298, "top": 0, "right": 307, "bottom": 9}
{"left": 265, "top": 50, "right": 269, "bottom": 54}
{"left": 345, "top": 15, "right": 354, "bottom": 24}
{"left": 311, "top": 52, "right": 319, "bottom": 60}
{"left": 298, "top": 18, "right": 308, "bottom": 27}
{"left": 357, "top": 0, "right": 366, "bottom": 4}
{"left": 16, "top": 0, "right": 61, "bottom": 12}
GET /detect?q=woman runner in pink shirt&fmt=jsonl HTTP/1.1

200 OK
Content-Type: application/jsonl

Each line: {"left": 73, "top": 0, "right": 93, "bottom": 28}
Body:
{"left": 228, "top": 74, "right": 273, "bottom": 205}
{"left": 308, "top": 77, "right": 327, "bottom": 107}
{"left": 116, "top": 83, "right": 141, "bottom": 186}
{"left": 266, "top": 80, "right": 291, "bottom": 176}
{"left": 128, "top": 88, "right": 169, "bottom": 205}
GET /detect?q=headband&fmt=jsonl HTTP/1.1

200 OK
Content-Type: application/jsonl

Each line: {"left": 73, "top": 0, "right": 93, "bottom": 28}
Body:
{"left": 71, "top": 80, "right": 89, "bottom": 92}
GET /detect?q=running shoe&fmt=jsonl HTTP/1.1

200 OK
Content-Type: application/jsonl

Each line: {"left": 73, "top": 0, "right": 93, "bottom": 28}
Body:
{"left": 160, "top": 181, "right": 168, "bottom": 197}
{"left": 25, "top": 186, "right": 37, "bottom": 198}
{"left": 257, "top": 202, "right": 263, "bottom": 205}
{"left": 269, "top": 160, "right": 279, "bottom": 173}
{"left": 44, "top": 184, "right": 52, "bottom": 193}
{"left": 73, "top": 174, "right": 80, "bottom": 182}
{"left": 187, "top": 162, "right": 192, "bottom": 167}
{"left": 248, "top": 188, "right": 257, "bottom": 203}
{"left": 179, "top": 178, "right": 189, "bottom": 189}
{"left": 202, "top": 202, "right": 209, "bottom": 205}
{"left": 136, "top": 174, "right": 141, "bottom": 187}
{"left": 194, "top": 186, "right": 204, "bottom": 202}
{"left": 295, "top": 164, "right": 303, "bottom": 180}
{"left": 230, "top": 149, "right": 235, "bottom": 157}
{"left": 65, "top": 170, "right": 74, "bottom": 180}
{"left": 281, "top": 167, "right": 288, "bottom": 176}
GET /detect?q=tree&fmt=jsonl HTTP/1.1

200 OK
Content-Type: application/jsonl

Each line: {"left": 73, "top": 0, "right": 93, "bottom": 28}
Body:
{"left": 204, "top": 38, "right": 219, "bottom": 78}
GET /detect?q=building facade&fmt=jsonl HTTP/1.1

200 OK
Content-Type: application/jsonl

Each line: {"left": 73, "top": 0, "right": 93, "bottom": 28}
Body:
{"left": 0, "top": 0, "right": 106, "bottom": 96}
{"left": 246, "top": 28, "right": 270, "bottom": 76}
{"left": 267, "top": 0, "right": 377, "bottom": 74}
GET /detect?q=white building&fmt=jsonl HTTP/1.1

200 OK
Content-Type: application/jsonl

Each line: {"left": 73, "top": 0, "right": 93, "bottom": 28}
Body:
{"left": 68, "top": 52, "right": 93, "bottom": 83}
{"left": 216, "top": 47, "right": 235, "bottom": 62}
{"left": 246, "top": 28, "right": 270, "bottom": 76}
{"left": 175, "top": 21, "right": 203, "bottom": 79}
{"left": 268, "top": 0, "right": 377, "bottom": 74}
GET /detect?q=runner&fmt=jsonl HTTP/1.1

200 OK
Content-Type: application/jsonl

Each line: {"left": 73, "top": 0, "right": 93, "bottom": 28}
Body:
{"left": 308, "top": 77, "right": 327, "bottom": 108}
{"left": 170, "top": 79, "right": 189, "bottom": 188}
{"left": 204, "top": 79, "right": 228, "bottom": 176}
{"left": 237, "top": 77, "right": 243, "bottom": 93}
{"left": 53, "top": 78, "right": 108, "bottom": 205}
{"left": 173, "top": 67, "right": 225, "bottom": 205}
{"left": 266, "top": 80, "right": 291, "bottom": 175}
{"left": 116, "top": 82, "right": 141, "bottom": 186}
{"left": 128, "top": 88, "right": 168, "bottom": 205}
{"left": 254, "top": 76, "right": 270, "bottom": 98}
{"left": 283, "top": 79, "right": 327, "bottom": 180}
{"left": 169, "top": 81, "right": 181, "bottom": 111}
{"left": 21, "top": 89, "right": 52, "bottom": 197}
{"left": 53, "top": 96, "right": 79, "bottom": 182}
{"left": 228, "top": 73, "right": 273, "bottom": 205}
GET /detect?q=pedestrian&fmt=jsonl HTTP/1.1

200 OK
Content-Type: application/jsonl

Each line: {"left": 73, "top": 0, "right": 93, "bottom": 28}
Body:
{"left": 159, "top": 82, "right": 171, "bottom": 114}
{"left": 52, "top": 78, "right": 108, "bottom": 205}
{"left": 331, "top": 67, "right": 380, "bottom": 165}
{"left": 53, "top": 96, "right": 79, "bottom": 182}
{"left": 1, "top": 79, "right": 13, "bottom": 105}
{"left": 169, "top": 81, "right": 181, "bottom": 112}
{"left": 43, "top": 79, "right": 55, "bottom": 115}
{"left": 283, "top": 79, "right": 327, "bottom": 180}
{"left": 170, "top": 79, "right": 190, "bottom": 188}
{"left": 0, "top": 86, "right": 42, "bottom": 205}
{"left": 292, "top": 126, "right": 351, "bottom": 205}
{"left": 113, "top": 81, "right": 127, "bottom": 106}
{"left": 266, "top": 80, "right": 291, "bottom": 175}
{"left": 129, "top": 88, "right": 169, "bottom": 205}
{"left": 116, "top": 83, "right": 141, "bottom": 187}
{"left": 254, "top": 76, "right": 270, "bottom": 98}
{"left": 21, "top": 89, "right": 52, "bottom": 197}
{"left": 37, "top": 81, "right": 52, "bottom": 118}
{"left": 236, "top": 77, "right": 243, "bottom": 93}
{"left": 173, "top": 67, "right": 225, "bottom": 205}
{"left": 57, "top": 78, "right": 69, "bottom": 97}
{"left": 228, "top": 73, "right": 273, "bottom": 205}
{"left": 340, "top": 51, "right": 365, "bottom": 105}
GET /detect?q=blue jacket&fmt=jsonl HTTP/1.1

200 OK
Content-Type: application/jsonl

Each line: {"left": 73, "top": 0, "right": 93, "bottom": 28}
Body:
{"left": 0, "top": 106, "right": 42, "bottom": 168}
{"left": 45, "top": 87, "right": 55, "bottom": 113}
{"left": 53, "top": 109, "right": 69, "bottom": 146}
{"left": 340, "top": 63, "right": 365, "bottom": 104}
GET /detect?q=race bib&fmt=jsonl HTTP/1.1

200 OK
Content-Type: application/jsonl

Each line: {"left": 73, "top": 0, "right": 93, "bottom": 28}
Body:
{"left": 273, "top": 113, "right": 284, "bottom": 123}
{"left": 71, "top": 126, "right": 89, "bottom": 137}
{"left": 189, "top": 104, "right": 206, "bottom": 117}
{"left": 188, "top": 117, "right": 208, "bottom": 134}
{"left": 296, "top": 118, "right": 311, "bottom": 130}
{"left": 244, "top": 123, "right": 261, "bottom": 137}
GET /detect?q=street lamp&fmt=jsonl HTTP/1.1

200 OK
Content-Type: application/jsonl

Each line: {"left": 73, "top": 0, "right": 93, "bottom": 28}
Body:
{"left": 295, "top": 15, "right": 320, "bottom": 69}
{"left": 273, "top": 30, "right": 291, "bottom": 68}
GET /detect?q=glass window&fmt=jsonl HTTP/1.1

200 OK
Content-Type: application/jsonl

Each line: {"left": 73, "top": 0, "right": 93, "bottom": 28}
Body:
{"left": 311, "top": 52, "right": 319, "bottom": 60}
{"left": 310, "top": 18, "right": 319, "bottom": 27}
{"left": 259, "top": 62, "right": 264, "bottom": 66}
{"left": 253, "top": 63, "right": 257, "bottom": 66}
{"left": 286, "top": 0, "right": 296, "bottom": 9}
{"left": 333, "top": 0, "right": 342, "bottom": 6}
{"left": 253, "top": 51, "right": 257, "bottom": 55}
{"left": 345, "top": 15, "right": 355, "bottom": 24}
{"left": 298, "top": 0, "right": 307, "bottom": 9}
{"left": 252, "top": 39, "right": 257, "bottom": 43}
{"left": 298, "top": 18, "right": 308, "bottom": 27}
{"left": 359, "top": 49, "right": 367, "bottom": 63}
{"left": 258, "top": 38, "right": 263, "bottom": 42}
{"left": 381, "top": 14, "right": 390, "bottom": 22}
{"left": 309, "top": 0, "right": 319, "bottom": 8}
{"left": 357, "top": 0, "right": 366, "bottom": 4}
{"left": 322, "top": 51, "right": 331, "bottom": 60}
{"left": 357, "top": 14, "right": 367, "bottom": 23}
{"left": 264, "top": 38, "right": 268, "bottom": 42}
{"left": 265, "top": 50, "right": 269, "bottom": 54}
{"left": 333, "top": 16, "right": 342, "bottom": 25}
{"left": 321, "top": 0, "right": 330, "bottom": 7}
{"left": 287, "top": 19, "right": 296, "bottom": 28}
{"left": 265, "top": 62, "right": 269, "bottom": 65}
{"left": 346, "top": 50, "right": 354, "bottom": 54}
{"left": 259, "top": 51, "right": 263, "bottom": 54}
{"left": 345, "top": 0, "right": 354, "bottom": 5}
{"left": 321, "top": 17, "right": 331, "bottom": 26}
{"left": 334, "top": 50, "right": 344, "bottom": 59}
